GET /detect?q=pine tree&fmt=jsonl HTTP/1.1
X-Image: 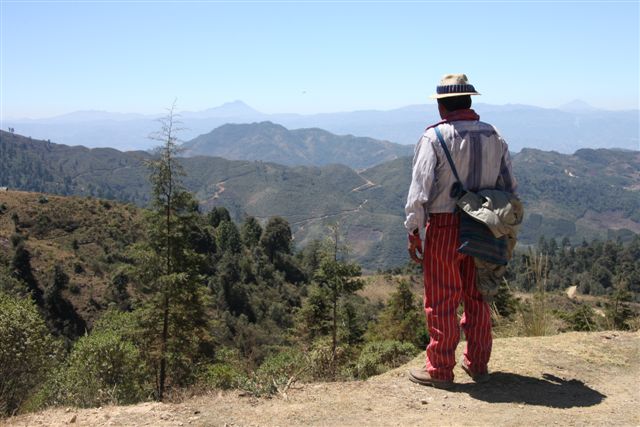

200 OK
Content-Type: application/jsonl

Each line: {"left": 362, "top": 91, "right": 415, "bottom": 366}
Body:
{"left": 371, "top": 279, "right": 427, "bottom": 348}
{"left": 260, "top": 216, "right": 292, "bottom": 263}
{"left": 241, "top": 216, "right": 263, "bottom": 248}
{"left": 134, "top": 102, "right": 211, "bottom": 400}
{"left": 44, "top": 264, "right": 86, "bottom": 341}
{"left": 11, "top": 242, "right": 43, "bottom": 305}
{"left": 313, "top": 224, "right": 363, "bottom": 372}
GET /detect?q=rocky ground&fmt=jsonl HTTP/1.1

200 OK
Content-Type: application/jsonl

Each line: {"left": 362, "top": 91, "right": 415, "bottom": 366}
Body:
{"left": 4, "top": 331, "right": 639, "bottom": 427}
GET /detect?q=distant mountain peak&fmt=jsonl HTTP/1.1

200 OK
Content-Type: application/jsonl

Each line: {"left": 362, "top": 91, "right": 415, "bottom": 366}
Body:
{"left": 559, "top": 99, "right": 597, "bottom": 112}
{"left": 186, "top": 101, "right": 262, "bottom": 119}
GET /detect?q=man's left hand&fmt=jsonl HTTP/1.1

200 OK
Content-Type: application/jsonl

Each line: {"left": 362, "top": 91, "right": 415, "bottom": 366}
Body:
{"left": 408, "top": 232, "right": 423, "bottom": 264}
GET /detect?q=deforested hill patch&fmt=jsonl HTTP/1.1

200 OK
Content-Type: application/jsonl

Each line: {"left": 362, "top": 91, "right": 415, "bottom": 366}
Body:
{"left": 181, "top": 121, "right": 414, "bottom": 169}
{"left": 0, "top": 190, "right": 145, "bottom": 331}
{"left": 513, "top": 148, "right": 640, "bottom": 242}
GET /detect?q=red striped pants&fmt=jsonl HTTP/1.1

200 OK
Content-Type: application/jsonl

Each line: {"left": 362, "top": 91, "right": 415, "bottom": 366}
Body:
{"left": 423, "top": 213, "right": 492, "bottom": 381}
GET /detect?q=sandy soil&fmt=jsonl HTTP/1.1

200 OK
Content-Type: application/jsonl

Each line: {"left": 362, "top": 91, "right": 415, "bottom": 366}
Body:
{"left": 4, "top": 331, "right": 639, "bottom": 427}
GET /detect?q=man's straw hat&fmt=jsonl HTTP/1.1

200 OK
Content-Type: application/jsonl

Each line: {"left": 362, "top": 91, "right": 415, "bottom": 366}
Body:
{"left": 430, "top": 74, "right": 481, "bottom": 99}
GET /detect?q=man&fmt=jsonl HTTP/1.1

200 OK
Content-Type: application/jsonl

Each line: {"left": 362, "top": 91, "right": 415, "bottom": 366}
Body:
{"left": 404, "top": 74, "right": 517, "bottom": 388}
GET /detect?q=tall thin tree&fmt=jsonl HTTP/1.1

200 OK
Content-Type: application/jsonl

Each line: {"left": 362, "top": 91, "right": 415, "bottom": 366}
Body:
{"left": 314, "top": 223, "right": 362, "bottom": 375}
{"left": 140, "top": 101, "right": 209, "bottom": 400}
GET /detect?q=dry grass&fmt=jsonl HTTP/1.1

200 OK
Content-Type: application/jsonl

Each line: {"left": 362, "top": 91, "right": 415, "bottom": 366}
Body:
{"left": 0, "top": 190, "right": 144, "bottom": 327}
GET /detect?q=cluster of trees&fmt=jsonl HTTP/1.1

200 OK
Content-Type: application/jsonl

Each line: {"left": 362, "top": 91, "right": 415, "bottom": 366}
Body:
{"left": 508, "top": 236, "right": 640, "bottom": 300}
{"left": 0, "top": 109, "right": 425, "bottom": 416}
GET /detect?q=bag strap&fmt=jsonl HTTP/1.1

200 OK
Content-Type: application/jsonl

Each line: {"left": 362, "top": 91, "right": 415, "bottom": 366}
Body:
{"left": 434, "top": 126, "right": 465, "bottom": 190}
{"left": 434, "top": 126, "right": 462, "bottom": 184}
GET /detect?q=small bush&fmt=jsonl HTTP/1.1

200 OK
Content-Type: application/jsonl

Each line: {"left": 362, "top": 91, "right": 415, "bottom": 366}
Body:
{"left": 0, "top": 291, "right": 60, "bottom": 416}
{"left": 38, "top": 196, "right": 48, "bottom": 204}
{"left": 39, "top": 310, "right": 149, "bottom": 408}
{"left": 9, "top": 233, "right": 23, "bottom": 248}
{"left": 200, "top": 363, "right": 244, "bottom": 390}
{"left": 198, "top": 346, "right": 246, "bottom": 390}
{"left": 556, "top": 304, "right": 597, "bottom": 332}
{"left": 307, "top": 338, "right": 347, "bottom": 380}
{"left": 242, "top": 348, "right": 307, "bottom": 397}
{"left": 353, "top": 340, "right": 418, "bottom": 379}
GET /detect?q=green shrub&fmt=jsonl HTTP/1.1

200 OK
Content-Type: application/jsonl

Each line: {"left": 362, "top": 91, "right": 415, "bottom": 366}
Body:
{"left": 556, "top": 304, "right": 597, "bottom": 332}
{"left": 0, "top": 291, "right": 60, "bottom": 416}
{"left": 242, "top": 348, "right": 307, "bottom": 397}
{"left": 41, "top": 310, "right": 149, "bottom": 408}
{"left": 197, "top": 346, "right": 246, "bottom": 390}
{"left": 307, "top": 338, "right": 347, "bottom": 380}
{"left": 200, "top": 363, "right": 244, "bottom": 390}
{"left": 366, "top": 279, "right": 428, "bottom": 348}
{"left": 353, "top": 340, "right": 418, "bottom": 380}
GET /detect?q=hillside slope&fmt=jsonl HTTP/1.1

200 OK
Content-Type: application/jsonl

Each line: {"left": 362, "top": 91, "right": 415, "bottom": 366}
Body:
{"left": 1, "top": 130, "right": 639, "bottom": 270}
{"left": 182, "top": 121, "right": 413, "bottom": 169}
{"left": 0, "top": 191, "right": 145, "bottom": 328}
{"left": 6, "top": 331, "right": 638, "bottom": 426}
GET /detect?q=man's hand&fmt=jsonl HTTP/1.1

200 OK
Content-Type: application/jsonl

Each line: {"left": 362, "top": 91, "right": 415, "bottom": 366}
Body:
{"left": 407, "top": 231, "right": 423, "bottom": 264}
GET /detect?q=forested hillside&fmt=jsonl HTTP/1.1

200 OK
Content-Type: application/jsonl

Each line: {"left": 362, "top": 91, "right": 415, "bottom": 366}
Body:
{"left": 1, "top": 145, "right": 638, "bottom": 419}
{"left": 182, "top": 121, "right": 413, "bottom": 168}
{"left": 1, "top": 130, "right": 639, "bottom": 270}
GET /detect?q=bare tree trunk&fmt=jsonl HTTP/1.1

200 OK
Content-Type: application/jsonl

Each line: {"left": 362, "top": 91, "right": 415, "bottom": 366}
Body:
{"left": 159, "top": 292, "right": 169, "bottom": 400}
{"left": 332, "top": 287, "right": 337, "bottom": 377}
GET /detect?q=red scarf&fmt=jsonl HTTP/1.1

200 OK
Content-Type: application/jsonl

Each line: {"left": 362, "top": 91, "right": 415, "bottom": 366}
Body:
{"left": 425, "top": 108, "right": 480, "bottom": 131}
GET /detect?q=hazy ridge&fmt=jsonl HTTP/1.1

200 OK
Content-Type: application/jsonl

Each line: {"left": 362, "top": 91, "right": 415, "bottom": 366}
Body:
{"left": 4, "top": 100, "right": 638, "bottom": 153}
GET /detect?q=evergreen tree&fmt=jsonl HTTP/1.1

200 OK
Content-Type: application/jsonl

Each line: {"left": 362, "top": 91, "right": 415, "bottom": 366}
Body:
{"left": 260, "top": 216, "right": 292, "bottom": 263}
{"left": 311, "top": 225, "right": 363, "bottom": 371}
{"left": 134, "top": 103, "right": 211, "bottom": 400}
{"left": 215, "top": 220, "right": 242, "bottom": 255}
{"left": 11, "top": 242, "right": 43, "bottom": 305}
{"left": 605, "top": 288, "right": 634, "bottom": 330}
{"left": 109, "top": 270, "right": 132, "bottom": 311}
{"left": 207, "top": 206, "right": 231, "bottom": 228}
{"left": 370, "top": 279, "right": 427, "bottom": 348}
{"left": 44, "top": 264, "right": 86, "bottom": 341}
{"left": 241, "top": 216, "right": 263, "bottom": 248}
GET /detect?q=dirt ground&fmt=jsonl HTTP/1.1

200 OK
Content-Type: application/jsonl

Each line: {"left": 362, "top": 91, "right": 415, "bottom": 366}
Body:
{"left": 4, "top": 331, "right": 639, "bottom": 427}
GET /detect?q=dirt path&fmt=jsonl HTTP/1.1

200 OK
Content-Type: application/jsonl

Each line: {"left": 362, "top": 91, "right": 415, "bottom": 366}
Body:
{"left": 350, "top": 173, "right": 377, "bottom": 192}
{"left": 5, "top": 331, "right": 639, "bottom": 427}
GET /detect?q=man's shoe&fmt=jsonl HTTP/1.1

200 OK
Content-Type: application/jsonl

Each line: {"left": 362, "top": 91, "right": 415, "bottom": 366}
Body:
{"left": 408, "top": 368, "right": 454, "bottom": 389}
{"left": 460, "top": 357, "right": 490, "bottom": 383}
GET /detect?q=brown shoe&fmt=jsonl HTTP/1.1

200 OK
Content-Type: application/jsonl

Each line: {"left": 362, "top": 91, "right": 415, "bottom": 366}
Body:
{"left": 460, "top": 357, "right": 490, "bottom": 383}
{"left": 408, "top": 368, "right": 454, "bottom": 389}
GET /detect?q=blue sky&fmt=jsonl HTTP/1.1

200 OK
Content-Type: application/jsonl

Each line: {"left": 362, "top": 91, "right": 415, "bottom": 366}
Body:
{"left": 1, "top": 1, "right": 638, "bottom": 118}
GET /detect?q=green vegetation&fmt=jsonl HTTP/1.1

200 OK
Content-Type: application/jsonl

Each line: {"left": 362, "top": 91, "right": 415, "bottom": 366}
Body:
{"left": 0, "top": 291, "right": 61, "bottom": 416}
{"left": 36, "top": 310, "right": 147, "bottom": 408}
{"left": 2, "top": 130, "right": 637, "bottom": 271}
{"left": 183, "top": 121, "right": 413, "bottom": 169}
{"left": 0, "top": 128, "right": 638, "bottom": 417}
{"left": 507, "top": 236, "right": 640, "bottom": 301}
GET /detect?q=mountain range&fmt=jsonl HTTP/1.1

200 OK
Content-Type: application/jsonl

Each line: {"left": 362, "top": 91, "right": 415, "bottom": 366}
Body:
{"left": 2, "top": 129, "right": 638, "bottom": 270}
{"left": 4, "top": 100, "right": 638, "bottom": 154}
